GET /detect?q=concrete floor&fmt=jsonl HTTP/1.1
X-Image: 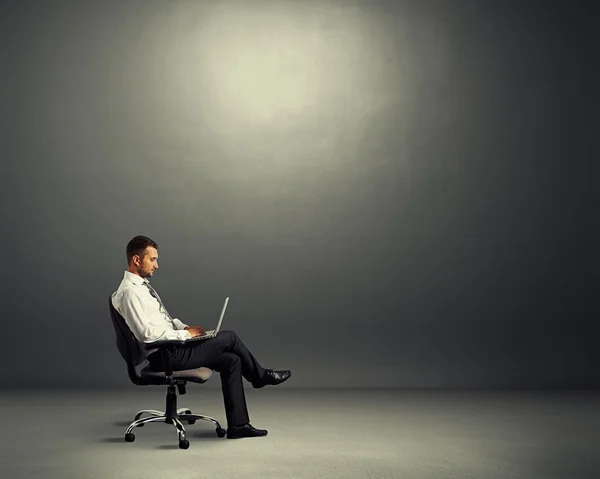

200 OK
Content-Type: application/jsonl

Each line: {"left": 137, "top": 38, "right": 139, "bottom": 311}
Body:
{"left": 0, "top": 388, "right": 598, "bottom": 479}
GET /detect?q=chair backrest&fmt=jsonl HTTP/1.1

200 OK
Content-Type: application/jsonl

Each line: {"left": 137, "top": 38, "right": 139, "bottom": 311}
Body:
{"left": 108, "top": 294, "right": 146, "bottom": 367}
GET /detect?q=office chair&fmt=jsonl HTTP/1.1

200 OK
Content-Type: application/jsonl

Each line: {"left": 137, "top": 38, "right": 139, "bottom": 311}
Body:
{"left": 108, "top": 295, "right": 226, "bottom": 449}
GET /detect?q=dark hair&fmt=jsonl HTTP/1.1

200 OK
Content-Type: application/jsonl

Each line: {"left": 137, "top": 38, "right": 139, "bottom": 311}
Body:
{"left": 126, "top": 235, "right": 159, "bottom": 265}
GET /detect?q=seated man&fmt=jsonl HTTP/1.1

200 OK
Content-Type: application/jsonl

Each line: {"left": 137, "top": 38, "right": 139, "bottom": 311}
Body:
{"left": 111, "top": 235, "right": 291, "bottom": 439}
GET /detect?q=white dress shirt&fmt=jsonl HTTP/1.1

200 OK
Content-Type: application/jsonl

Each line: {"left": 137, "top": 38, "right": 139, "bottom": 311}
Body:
{"left": 111, "top": 271, "right": 192, "bottom": 356}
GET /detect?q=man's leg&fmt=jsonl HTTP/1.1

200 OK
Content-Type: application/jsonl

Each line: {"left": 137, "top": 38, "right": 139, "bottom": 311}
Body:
{"left": 147, "top": 330, "right": 290, "bottom": 389}
{"left": 146, "top": 331, "right": 264, "bottom": 424}
{"left": 213, "top": 330, "right": 267, "bottom": 385}
{"left": 204, "top": 352, "right": 249, "bottom": 427}
{"left": 147, "top": 345, "right": 251, "bottom": 427}
{"left": 161, "top": 330, "right": 267, "bottom": 385}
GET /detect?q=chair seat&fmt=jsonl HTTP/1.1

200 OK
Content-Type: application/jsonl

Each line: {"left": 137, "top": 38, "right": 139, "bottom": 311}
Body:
{"left": 141, "top": 366, "right": 213, "bottom": 383}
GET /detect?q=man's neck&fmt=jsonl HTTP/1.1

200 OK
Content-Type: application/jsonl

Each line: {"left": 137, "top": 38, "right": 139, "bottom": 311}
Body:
{"left": 127, "top": 268, "right": 144, "bottom": 278}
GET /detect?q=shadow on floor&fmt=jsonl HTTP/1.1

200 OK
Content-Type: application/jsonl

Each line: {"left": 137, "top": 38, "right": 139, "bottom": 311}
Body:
{"left": 187, "top": 430, "right": 225, "bottom": 440}
{"left": 113, "top": 420, "right": 221, "bottom": 428}
{"left": 100, "top": 437, "right": 127, "bottom": 443}
{"left": 103, "top": 427, "right": 224, "bottom": 447}
{"left": 114, "top": 421, "right": 133, "bottom": 427}
{"left": 157, "top": 444, "right": 181, "bottom": 450}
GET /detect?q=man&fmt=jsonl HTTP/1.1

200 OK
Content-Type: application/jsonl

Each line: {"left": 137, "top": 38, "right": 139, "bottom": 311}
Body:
{"left": 111, "top": 235, "right": 291, "bottom": 439}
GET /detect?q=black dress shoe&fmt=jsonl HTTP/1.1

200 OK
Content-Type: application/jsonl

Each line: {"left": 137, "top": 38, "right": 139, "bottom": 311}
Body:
{"left": 226, "top": 423, "right": 268, "bottom": 439}
{"left": 252, "top": 369, "right": 292, "bottom": 389}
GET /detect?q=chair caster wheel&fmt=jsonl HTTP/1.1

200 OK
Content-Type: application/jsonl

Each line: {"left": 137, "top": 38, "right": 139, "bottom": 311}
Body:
{"left": 179, "top": 439, "right": 190, "bottom": 449}
{"left": 125, "top": 433, "right": 135, "bottom": 442}
{"left": 216, "top": 427, "right": 226, "bottom": 438}
{"left": 187, "top": 420, "right": 196, "bottom": 425}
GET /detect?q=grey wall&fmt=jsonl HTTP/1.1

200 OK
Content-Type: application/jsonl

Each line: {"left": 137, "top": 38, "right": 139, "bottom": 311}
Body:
{"left": 2, "top": 0, "right": 597, "bottom": 388}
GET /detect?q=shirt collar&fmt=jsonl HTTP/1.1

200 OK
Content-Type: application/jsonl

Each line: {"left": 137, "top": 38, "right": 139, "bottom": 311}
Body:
{"left": 123, "top": 270, "right": 149, "bottom": 286}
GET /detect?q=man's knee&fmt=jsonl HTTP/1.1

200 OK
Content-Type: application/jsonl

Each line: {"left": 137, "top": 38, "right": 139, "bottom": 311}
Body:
{"left": 218, "top": 329, "right": 237, "bottom": 341}
{"left": 223, "top": 353, "right": 241, "bottom": 371}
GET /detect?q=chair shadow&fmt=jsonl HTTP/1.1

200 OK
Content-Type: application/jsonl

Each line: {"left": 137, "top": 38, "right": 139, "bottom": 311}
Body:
{"left": 114, "top": 421, "right": 134, "bottom": 427}
{"left": 156, "top": 431, "right": 225, "bottom": 448}
{"left": 187, "top": 429, "right": 224, "bottom": 440}
{"left": 107, "top": 420, "right": 224, "bottom": 447}
{"left": 101, "top": 437, "right": 127, "bottom": 443}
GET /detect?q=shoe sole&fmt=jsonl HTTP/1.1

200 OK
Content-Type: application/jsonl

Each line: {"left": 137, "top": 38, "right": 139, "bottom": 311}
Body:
{"left": 226, "top": 433, "right": 268, "bottom": 439}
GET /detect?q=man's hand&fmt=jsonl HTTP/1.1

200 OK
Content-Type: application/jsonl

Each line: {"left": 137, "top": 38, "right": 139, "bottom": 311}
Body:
{"left": 184, "top": 326, "right": 206, "bottom": 337}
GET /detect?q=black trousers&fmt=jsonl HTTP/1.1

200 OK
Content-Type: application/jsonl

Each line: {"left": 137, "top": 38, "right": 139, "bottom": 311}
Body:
{"left": 147, "top": 330, "right": 266, "bottom": 427}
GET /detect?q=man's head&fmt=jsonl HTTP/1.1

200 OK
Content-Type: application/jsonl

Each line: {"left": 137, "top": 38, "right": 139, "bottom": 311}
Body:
{"left": 126, "top": 235, "right": 159, "bottom": 279}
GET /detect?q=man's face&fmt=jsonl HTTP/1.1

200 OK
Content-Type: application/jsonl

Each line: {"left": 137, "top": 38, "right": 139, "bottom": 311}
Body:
{"left": 135, "top": 246, "right": 159, "bottom": 278}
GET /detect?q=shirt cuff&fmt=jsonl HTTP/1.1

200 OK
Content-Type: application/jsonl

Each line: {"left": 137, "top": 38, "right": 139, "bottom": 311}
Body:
{"left": 172, "top": 318, "right": 189, "bottom": 330}
{"left": 179, "top": 329, "right": 192, "bottom": 340}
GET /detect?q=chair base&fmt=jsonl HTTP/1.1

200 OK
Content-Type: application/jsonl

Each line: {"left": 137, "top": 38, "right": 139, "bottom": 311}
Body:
{"left": 125, "top": 408, "right": 226, "bottom": 448}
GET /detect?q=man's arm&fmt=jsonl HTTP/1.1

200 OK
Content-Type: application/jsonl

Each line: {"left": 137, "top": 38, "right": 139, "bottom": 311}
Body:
{"left": 171, "top": 318, "right": 189, "bottom": 330}
{"left": 184, "top": 325, "right": 206, "bottom": 336}
{"left": 120, "top": 291, "right": 192, "bottom": 342}
{"left": 172, "top": 318, "right": 206, "bottom": 336}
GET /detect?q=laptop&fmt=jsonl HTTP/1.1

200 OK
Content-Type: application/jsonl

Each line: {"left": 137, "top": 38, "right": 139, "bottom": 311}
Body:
{"left": 188, "top": 297, "right": 229, "bottom": 341}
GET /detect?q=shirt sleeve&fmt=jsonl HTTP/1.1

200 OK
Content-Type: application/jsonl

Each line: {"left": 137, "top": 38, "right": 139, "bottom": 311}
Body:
{"left": 172, "top": 318, "right": 189, "bottom": 330}
{"left": 120, "top": 291, "right": 192, "bottom": 342}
